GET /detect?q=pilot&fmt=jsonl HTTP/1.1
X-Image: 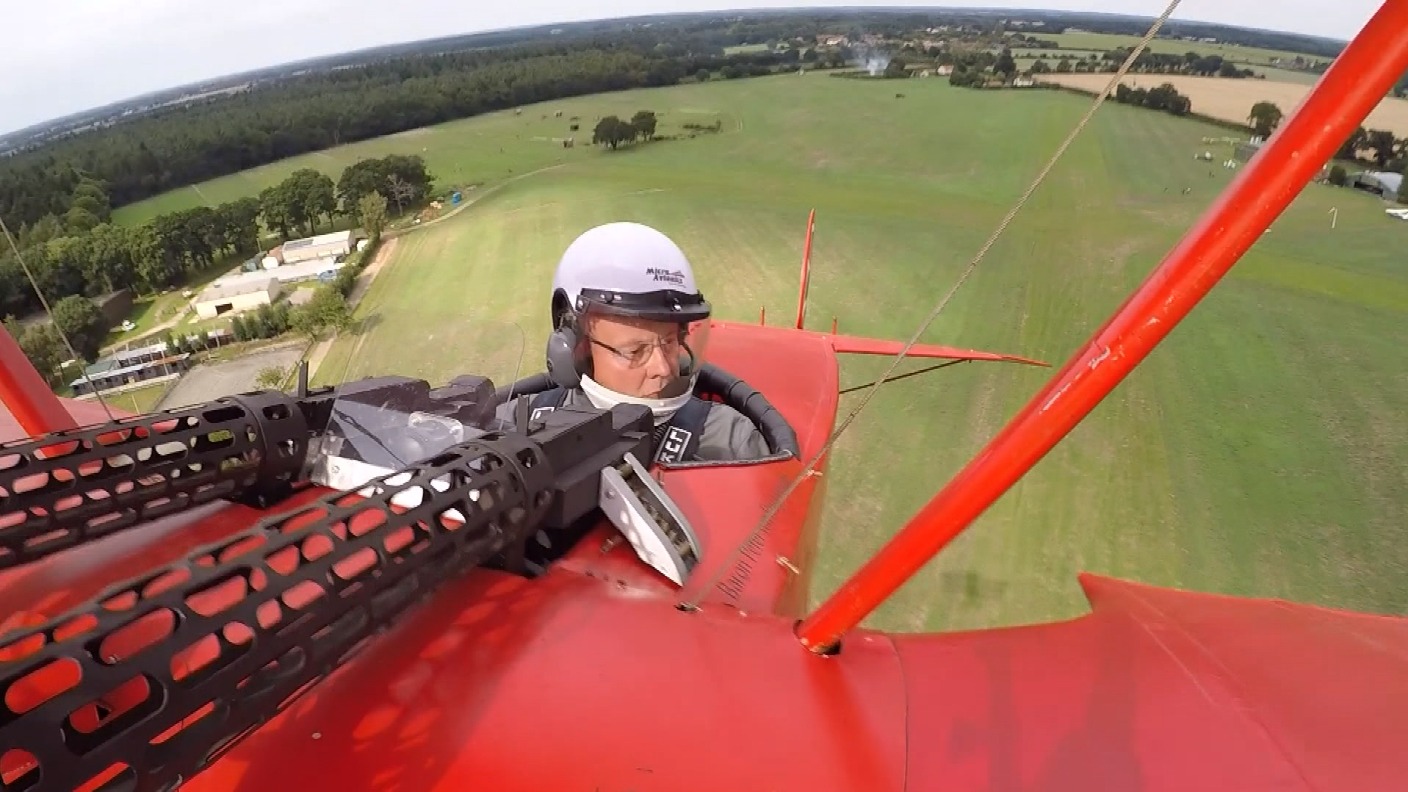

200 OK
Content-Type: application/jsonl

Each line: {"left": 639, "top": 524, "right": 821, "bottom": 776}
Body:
{"left": 500, "top": 221, "right": 771, "bottom": 464}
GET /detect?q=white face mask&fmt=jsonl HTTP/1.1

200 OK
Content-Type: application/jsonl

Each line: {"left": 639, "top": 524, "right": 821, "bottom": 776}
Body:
{"left": 580, "top": 373, "right": 694, "bottom": 426}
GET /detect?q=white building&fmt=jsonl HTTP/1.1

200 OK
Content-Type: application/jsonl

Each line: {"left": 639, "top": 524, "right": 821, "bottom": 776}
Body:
{"left": 201, "top": 256, "right": 346, "bottom": 309}
{"left": 195, "top": 278, "right": 283, "bottom": 319}
{"left": 279, "top": 230, "right": 355, "bottom": 265}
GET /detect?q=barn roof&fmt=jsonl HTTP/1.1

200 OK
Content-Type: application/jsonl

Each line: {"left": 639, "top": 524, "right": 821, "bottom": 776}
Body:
{"left": 283, "top": 229, "right": 353, "bottom": 252}
{"left": 198, "top": 277, "right": 278, "bottom": 303}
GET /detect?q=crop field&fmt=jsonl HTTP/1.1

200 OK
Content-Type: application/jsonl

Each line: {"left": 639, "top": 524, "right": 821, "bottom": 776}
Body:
{"left": 1043, "top": 32, "right": 1331, "bottom": 66}
{"left": 1037, "top": 73, "right": 1408, "bottom": 137}
{"left": 142, "top": 73, "right": 1408, "bottom": 632}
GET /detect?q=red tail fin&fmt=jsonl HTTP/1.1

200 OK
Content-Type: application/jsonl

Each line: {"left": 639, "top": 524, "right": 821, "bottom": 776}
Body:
{"left": 795, "top": 209, "right": 815, "bottom": 330}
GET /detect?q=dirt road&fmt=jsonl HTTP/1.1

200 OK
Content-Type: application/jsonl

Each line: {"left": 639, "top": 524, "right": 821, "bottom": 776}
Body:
{"left": 303, "top": 236, "right": 401, "bottom": 379}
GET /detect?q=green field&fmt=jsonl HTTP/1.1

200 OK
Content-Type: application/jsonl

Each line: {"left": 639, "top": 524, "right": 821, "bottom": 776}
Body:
{"left": 111, "top": 102, "right": 732, "bottom": 226}
{"left": 141, "top": 73, "right": 1408, "bottom": 632}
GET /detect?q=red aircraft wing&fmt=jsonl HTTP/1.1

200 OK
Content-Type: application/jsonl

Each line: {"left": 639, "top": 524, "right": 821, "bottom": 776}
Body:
{"left": 821, "top": 331, "right": 1048, "bottom": 367}
{"left": 0, "top": 396, "right": 126, "bottom": 442}
{"left": 156, "top": 565, "right": 1407, "bottom": 792}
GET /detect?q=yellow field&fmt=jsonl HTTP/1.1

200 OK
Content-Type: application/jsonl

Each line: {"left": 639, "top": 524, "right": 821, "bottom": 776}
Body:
{"left": 1036, "top": 74, "right": 1408, "bottom": 138}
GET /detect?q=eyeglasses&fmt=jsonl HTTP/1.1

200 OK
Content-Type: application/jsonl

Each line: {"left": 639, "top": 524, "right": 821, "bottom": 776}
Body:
{"left": 587, "top": 333, "right": 682, "bottom": 368}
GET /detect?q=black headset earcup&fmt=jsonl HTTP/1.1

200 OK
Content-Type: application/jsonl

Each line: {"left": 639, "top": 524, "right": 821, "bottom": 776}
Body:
{"left": 678, "top": 342, "right": 697, "bottom": 378}
{"left": 545, "top": 327, "right": 582, "bottom": 389}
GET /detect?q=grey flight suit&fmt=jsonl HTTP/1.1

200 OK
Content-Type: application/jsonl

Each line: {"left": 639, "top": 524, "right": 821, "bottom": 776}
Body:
{"left": 493, "top": 388, "right": 773, "bottom": 463}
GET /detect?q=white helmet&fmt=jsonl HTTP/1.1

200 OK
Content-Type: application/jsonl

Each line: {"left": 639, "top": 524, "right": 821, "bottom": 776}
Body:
{"left": 550, "top": 222, "right": 711, "bottom": 329}
{"left": 545, "top": 223, "right": 712, "bottom": 407}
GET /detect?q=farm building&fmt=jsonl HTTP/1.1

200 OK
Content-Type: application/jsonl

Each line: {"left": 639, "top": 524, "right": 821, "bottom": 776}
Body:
{"left": 257, "top": 256, "right": 346, "bottom": 285}
{"left": 278, "top": 230, "right": 355, "bottom": 264}
{"left": 196, "top": 257, "right": 346, "bottom": 319}
{"left": 1350, "top": 171, "right": 1404, "bottom": 198}
{"left": 70, "top": 342, "right": 191, "bottom": 396}
{"left": 194, "top": 278, "right": 282, "bottom": 319}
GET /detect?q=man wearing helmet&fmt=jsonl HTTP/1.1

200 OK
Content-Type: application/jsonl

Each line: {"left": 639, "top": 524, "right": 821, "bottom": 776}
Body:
{"left": 501, "top": 222, "right": 772, "bottom": 464}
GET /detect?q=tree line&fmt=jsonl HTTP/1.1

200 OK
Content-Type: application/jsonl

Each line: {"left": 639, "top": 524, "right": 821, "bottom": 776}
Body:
{"left": 0, "top": 154, "right": 432, "bottom": 388}
{"left": 1249, "top": 100, "right": 1406, "bottom": 173}
{"left": 1113, "top": 83, "right": 1193, "bottom": 117}
{"left": 1249, "top": 101, "right": 1407, "bottom": 203}
{"left": 0, "top": 40, "right": 805, "bottom": 232}
{"left": 1332, "top": 126, "right": 1407, "bottom": 171}
{"left": 0, "top": 153, "right": 432, "bottom": 322}
{"left": 10, "top": 223, "right": 383, "bottom": 391}
{"left": 1027, "top": 50, "right": 1259, "bottom": 79}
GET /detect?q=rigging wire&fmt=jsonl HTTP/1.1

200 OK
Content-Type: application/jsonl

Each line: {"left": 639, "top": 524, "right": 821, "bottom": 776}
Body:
{"left": 679, "top": 0, "right": 1185, "bottom": 610}
{"left": 0, "top": 213, "right": 118, "bottom": 424}
{"left": 837, "top": 360, "right": 966, "bottom": 396}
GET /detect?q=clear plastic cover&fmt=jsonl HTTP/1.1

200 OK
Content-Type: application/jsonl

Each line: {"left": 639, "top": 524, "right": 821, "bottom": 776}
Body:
{"left": 307, "top": 318, "right": 528, "bottom": 492}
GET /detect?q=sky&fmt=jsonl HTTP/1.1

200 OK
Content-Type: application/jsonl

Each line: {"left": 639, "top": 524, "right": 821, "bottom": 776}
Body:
{"left": 0, "top": 0, "right": 1381, "bottom": 135}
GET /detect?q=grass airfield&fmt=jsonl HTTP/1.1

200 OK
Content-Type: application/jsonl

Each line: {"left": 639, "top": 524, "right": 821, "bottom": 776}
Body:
{"left": 151, "top": 74, "right": 1408, "bottom": 630}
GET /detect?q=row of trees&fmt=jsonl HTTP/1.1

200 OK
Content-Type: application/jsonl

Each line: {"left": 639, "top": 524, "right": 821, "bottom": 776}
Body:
{"left": 1, "top": 155, "right": 425, "bottom": 387}
{"left": 592, "top": 111, "right": 659, "bottom": 149}
{"left": 1023, "top": 50, "right": 1257, "bottom": 79}
{"left": 945, "top": 49, "right": 1015, "bottom": 88}
{"left": 0, "top": 153, "right": 431, "bottom": 325}
{"left": 1253, "top": 102, "right": 1408, "bottom": 203}
{"left": 1333, "top": 126, "right": 1407, "bottom": 170}
{"left": 1113, "top": 83, "right": 1193, "bottom": 117}
{"left": 1251, "top": 101, "right": 1406, "bottom": 173}
{"left": 944, "top": 46, "right": 1233, "bottom": 88}
{"left": 0, "top": 40, "right": 805, "bottom": 231}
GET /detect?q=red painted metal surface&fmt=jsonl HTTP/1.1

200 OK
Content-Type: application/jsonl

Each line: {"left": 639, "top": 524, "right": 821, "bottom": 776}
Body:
{"left": 0, "top": 396, "right": 117, "bottom": 443}
{"left": 0, "top": 330, "right": 82, "bottom": 436}
{"left": 795, "top": 0, "right": 1408, "bottom": 652}
{"left": 0, "top": 493, "right": 328, "bottom": 634}
{"left": 171, "top": 569, "right": 1408, "bottom": 791}
{"left": 893, "top": 574, "right": 1408, "bottom": 791}
{"left": 182, "top": 568, "right": 911, "bottom": 792}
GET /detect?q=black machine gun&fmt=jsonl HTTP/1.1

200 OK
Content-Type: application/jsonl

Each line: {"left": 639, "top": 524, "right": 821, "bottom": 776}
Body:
{"left": 0, "top": 374, "right": 701, "bottom": 792}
